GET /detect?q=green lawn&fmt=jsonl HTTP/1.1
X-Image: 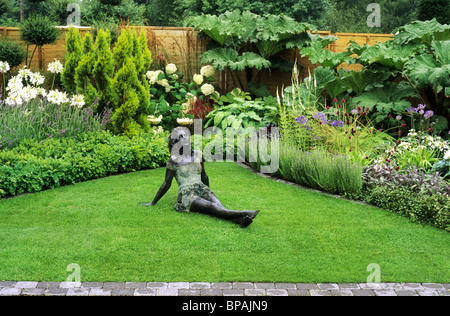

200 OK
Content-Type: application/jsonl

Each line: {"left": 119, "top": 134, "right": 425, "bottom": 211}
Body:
{"left": 0, "top": 162, "right": 448, "bottom": 283}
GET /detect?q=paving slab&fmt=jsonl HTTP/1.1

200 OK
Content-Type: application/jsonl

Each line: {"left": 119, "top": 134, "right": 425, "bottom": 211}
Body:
{"left": 0, "top": 281, "right": 447, "bottom": 296}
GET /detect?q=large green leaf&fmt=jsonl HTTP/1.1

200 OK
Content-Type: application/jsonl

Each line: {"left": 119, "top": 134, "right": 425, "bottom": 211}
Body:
{"left": 404, "top": 40, "right": 450, "bottom": 93}
{"left": 340, "top": 70, "right": 380, "bottom": 94}
{"left": 300, "top": 41, "right": 354, "bottom": 70}
{"left": 352, "top": 81, "right": 416, "bottom": 120}
{"left": 393, "top": 18, "right": 450, "bottom": 47}
{"left": 187, "top": 14, "right": 234, "bottom": 46}
{"left": 310, "top": 66, "right": 336, "bottom": 90}
{"left": 234, "top": 52, "right": 271, "bottom": 71}
{"left": 201, "top": 48, "right": 270, "bottom": 71}
{"left": 200, "top": 48, "right": 239, "bottom": 71}
{"left": 357, "top": 41, "right": 420, "bottom": 71}
{"left": 324, "top": 79, "right": 347, "bottom": 98}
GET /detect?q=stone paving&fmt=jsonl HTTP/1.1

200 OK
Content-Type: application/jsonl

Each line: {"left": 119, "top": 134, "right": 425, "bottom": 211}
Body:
{"left": 0, "top": 281, "right": 448, "bottom": 296}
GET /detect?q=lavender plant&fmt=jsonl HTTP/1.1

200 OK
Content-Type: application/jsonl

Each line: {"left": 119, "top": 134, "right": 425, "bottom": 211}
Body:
{"left": 279, "top": 145, "right": 363, "bottom": 196}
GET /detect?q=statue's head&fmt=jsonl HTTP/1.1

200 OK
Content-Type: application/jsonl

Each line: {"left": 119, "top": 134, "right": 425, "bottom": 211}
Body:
{"left": 168, "top": 127, "right": 192, "bottom": 162}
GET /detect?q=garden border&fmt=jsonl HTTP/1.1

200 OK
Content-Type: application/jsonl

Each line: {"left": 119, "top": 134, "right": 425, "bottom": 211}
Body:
{"left": 235, "top": 162, "right": 372, "bottom": 206}
{"left": 0, "top": 281, "right": 448, "bottom": 296}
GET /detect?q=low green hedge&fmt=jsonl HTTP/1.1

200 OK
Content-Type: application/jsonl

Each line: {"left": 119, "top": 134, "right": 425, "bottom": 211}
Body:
{"left": 362, "top": 186, "right": 450, "bottom": 232}
{"left": 0, "top": 131, "right": 170, "bottom": 198}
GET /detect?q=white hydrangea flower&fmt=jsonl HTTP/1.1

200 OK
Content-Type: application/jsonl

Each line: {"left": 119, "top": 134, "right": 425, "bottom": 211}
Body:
{"left": 200, "top": 65, "right": 215, "bottom": 78}
{"left": 152, "top": 126, "right": 164, "bottom": 134}
{"left": 165, "top": 63, "right": 177, "bottom": 75}
{"left": 147, "top": 115, "right": 162, "bottom": 125}
{"left": 444, "top": 151, "right": 450, "bottom": 160}
{"left": 70, "top": 94, "right": 85, "bottom": 108}
{"left": 181, "top": 102, "right": 189, "bottom": 112}
{"left": 186, "top": 92, "right": 196, "bottom": 100}
{"left": 47, "top": 59, "right": 63, "bottom": 74}
{"left": 201, "top": 83, "right": 214, "bottom": 96}
{"left": 0, "top": 61, "right": 10, "bottom": 73}
{"left": 156, "top": 78, "right": 170, "bottom": 89}
{"left": 47, "top": 90, "right": 69, "bottom": 105}
{"left": 193, "top": 74, "right": 203, "bottom": 85}
{"left": 177, "top": 117, "right": 194, "bottom": 125}
{"left": 145, "top": 70, "right": 154, "bottom": 80}
{"left": 146, "top": 70, "right": 163, "bottom": 85}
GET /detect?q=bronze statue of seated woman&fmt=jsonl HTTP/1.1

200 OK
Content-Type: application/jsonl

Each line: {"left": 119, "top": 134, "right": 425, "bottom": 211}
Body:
{"left": 142, "top": 127, "right": 259, "bottom": 228}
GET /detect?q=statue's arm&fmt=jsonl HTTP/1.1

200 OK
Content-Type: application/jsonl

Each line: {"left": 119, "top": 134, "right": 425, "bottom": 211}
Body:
{"left": 201, "top": 161, "right": 209, "bottom": 187}
{"left": 142, "top": 168, "right": 175, "bottom": 206}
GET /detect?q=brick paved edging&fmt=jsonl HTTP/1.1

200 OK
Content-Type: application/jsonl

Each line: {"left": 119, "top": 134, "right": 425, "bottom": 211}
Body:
{"left": 0, "top": 281, "right": 448, "bottom": 296}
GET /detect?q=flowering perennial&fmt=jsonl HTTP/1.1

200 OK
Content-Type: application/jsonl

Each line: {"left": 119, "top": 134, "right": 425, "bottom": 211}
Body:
{"left": 200, "top": 83, "right": 215, "bottom": 96}
{"left": 0, "top": 61, "right": 10, "bottom": 73}
{"left": 165, "top": 63, "right": 177, "bottom": 75}
{"left": 200, "top": 65, "right": 215, "bottom": 78}
{"left": 47, "top": 59, "right": 64, "bottom": 74}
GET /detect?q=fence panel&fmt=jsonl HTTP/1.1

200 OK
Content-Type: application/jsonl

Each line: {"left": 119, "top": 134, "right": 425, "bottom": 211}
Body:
{"left": 0, "top": 26, "right": 392, "bottom": 95}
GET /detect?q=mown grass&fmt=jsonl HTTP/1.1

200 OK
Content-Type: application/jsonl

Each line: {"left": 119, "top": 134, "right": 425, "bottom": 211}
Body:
{"left": 0, "top": 162, "right": 448, "bottom": 283}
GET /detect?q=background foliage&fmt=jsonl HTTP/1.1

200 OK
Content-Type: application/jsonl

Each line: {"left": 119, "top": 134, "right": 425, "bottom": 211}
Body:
{"left": 0, "top": 0, "right": 435, "bottom": 35}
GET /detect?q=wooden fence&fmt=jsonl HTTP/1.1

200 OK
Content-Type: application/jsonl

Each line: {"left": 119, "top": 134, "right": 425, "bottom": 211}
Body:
{"left": 0, "top": 26, "right": 391, "bottom": 95}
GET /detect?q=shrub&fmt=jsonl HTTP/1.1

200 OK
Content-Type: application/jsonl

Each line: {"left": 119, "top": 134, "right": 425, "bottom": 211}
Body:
{"left": 0, "top": 39, "right": 27, "bottom": 69}
{"left": 146, "top": 63, "right": 217, "bottom": 131}
{"left": 20, "top": 15, "right": 61, "bottom": 68}
{"left": 204, "top": 89, "right": 278, "bottom": 131}
{"left": 0, "top": 130, "right": 169, "bottom": 198}
{"left": 363, "top": 186, "right": 450, "bottom": 231}
{"left": 61, "top": 27, "right": 153, "bottom": 136}
{"left": 360, "top": 162, "right": 450, "bottom": 231}
{"left": 61, "top": 27, "right": 82, "bottom": 94}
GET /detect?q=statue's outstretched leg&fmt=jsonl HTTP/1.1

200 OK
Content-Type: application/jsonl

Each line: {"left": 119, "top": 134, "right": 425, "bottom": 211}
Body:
{"left": 190, "top": 198, "right": 259, "bottom": 228}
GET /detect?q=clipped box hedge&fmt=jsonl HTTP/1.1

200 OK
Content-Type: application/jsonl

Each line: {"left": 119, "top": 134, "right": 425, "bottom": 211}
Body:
{"left": 0, "top": 131, "right": 169, "bottom": 198}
